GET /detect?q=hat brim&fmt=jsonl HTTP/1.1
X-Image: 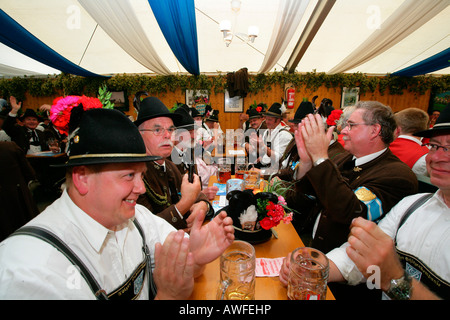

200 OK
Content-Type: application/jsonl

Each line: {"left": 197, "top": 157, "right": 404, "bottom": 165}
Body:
{"left": 263, "top": 111, "right": 282, "bottom": 119}
{"left": 177, "top": 124, "right": 195, "bottom": 131}
{"left": 414, "top": 124, "right": 450, "bottom": 138}
{"left": 134, "top": 113, "right": 182, "bottom": 127}
{"left": 51, "top": 154, "right": 161, "bottom": 168}
{"left": 215, "top": 206, "right": 272, "bottom": 244}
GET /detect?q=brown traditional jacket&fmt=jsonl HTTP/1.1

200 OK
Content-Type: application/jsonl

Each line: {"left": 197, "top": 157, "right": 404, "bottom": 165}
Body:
{"left": 292, "top": 148, "right": 418, "bottom": 253}
{"left": 137, "top": 159, "right": 210, "bottom": 229}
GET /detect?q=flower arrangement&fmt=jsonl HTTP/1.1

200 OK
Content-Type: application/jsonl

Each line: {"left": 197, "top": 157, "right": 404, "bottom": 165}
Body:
{"left": 50, "top": 95, "right": 103, "bottom": 136}
{"left": 237, "top": 176, "right": 294, "bottom": 231}
{"left": 326, "top": 109, "right": 343, "bottom": 126}
{"left": 255, "top": 195, "right": 293, "bottom": 230}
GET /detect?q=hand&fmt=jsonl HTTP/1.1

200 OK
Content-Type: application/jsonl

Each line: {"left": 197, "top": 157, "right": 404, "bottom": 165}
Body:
{"left": 39, "top": 104, "right": 51, "bottom": 111}
{"left": 153, "top": 230, "right": 195, "bottom": 299}
{"left": 294, "top": 123, "right": 312, "bottom": 179}
{"left": 9, "top": 96, "right": 22, "bottom": 114}
{"left": 184, "top": 201, "right": 208, "bottom": 233}
{"left": 189, "top": 210, "right": 235, "bottom": 267}
{"left": 177, "top": 173, "right": 202, "bottom": 215}
{"left": 300, "top": 114, "right": 334, "bottom": 163}
{"left": 346, "top": 217, "right": 404, "bottom": 291}
{"left": 201, "top": 185, "right": 219, "bottom": 200}
{"left": 279, "top": 252, "right": 292, "bottom": 287}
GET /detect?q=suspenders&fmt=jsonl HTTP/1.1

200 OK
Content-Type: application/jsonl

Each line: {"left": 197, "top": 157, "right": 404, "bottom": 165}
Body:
{"left": 10, "top": 219, "right": 156, "bottom": 300}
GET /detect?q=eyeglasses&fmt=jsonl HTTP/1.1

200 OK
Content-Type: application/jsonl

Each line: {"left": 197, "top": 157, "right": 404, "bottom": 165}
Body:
{"left": 139, "top": 127, "right": 176, "bottom": 136}
{"left": 423, "top": 143, "right": 450, "bottom": 154}
{"left": 344, "top": 121, "right": 369, "bottom": 131}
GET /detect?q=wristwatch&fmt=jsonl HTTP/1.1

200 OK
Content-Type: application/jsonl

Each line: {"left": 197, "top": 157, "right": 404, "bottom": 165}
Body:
{"left": 385, "top": 271, "right": 412, "bottom": 300}
{"left": 313, "top": 158, "right": 327, "bottom": 167}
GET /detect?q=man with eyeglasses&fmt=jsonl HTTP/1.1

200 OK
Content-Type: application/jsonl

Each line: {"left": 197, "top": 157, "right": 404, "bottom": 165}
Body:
{"left": 135, "top": 97, "right": 213, "bottom": 232}
{"left": 303, "top": 103, "right": 450, "bottom": 300}
{"left": 290, "top": 101, "right": 418, "bottom": 299}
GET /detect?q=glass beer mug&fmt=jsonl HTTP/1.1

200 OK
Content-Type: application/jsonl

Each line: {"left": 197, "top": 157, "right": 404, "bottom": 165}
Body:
{"left": 217, "top": 158, "right": 231, "bottom": 183}
{"left": 288, "top": 247, "right": 329, "bottom": 300}
{"left": 217, "top": 241, "right": 255, "bottom": 300}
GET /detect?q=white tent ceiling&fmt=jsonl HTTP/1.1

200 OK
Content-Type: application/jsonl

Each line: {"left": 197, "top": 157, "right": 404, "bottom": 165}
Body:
{"left": 1, "top": 0, "right": 450, "bottom": 78}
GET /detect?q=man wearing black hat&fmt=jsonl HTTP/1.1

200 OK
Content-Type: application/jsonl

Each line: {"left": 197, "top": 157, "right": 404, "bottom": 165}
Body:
{"left": 134, "top": 97, "right": 213, "bottom": 231}
{"left": 284, "top": 103, "right": 450, "bottom": 300}
{"left": 3, "top": 96, "right": 49, "bottom": 154}
{"left": 243, "top": 106, "right": 267, "bottom": 160}
{"left": 0, "top": 107, "right": 235, "bottom": 299}
{"left": 170, "top": 107, "right": 218, "bottom": 200}
{"left": 252, "top": 102, "right": 293, "bottom": 169}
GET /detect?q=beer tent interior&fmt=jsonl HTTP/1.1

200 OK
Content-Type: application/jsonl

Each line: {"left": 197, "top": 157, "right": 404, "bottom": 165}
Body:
{"left": 1, "top": 0, "right": 449, "bottom": 79}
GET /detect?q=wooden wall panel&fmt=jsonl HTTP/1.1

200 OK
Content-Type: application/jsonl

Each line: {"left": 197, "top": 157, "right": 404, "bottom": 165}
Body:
{"left": 18, "top": 81, "right": 431, "bottom": 131}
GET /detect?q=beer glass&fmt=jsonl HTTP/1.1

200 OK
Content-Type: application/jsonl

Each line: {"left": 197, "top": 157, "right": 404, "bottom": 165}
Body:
{"left": 288, "top": 247, "right": 329, "bottom": 300}
{"left": 217, "top": 240, "right": 255, "bottom": 300}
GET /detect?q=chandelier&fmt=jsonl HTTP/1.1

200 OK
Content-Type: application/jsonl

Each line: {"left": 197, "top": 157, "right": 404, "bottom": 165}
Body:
{"left": 219, "top": 0, "right": 259, "bottom": 47}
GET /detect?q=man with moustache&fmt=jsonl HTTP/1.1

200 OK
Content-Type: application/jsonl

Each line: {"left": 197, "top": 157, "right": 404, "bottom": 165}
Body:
{"left": 135, "top": 97, "right": 213, "bottom": 231}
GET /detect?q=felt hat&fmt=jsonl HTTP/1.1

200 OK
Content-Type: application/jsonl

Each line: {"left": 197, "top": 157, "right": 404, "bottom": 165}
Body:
{"left": 289, "top": 101, "right": 314, "bottom": 124}
{"left": 174, "top": 107, "right": 195, "bottom": 130}
{"left": 134, "top": 97, "right": 182, "bottom": 127}
{"left": 415, "top": 103, "right": 450, "bottom": 138}
{"left": 216, "top": 190, "right": 279, "bottom": 244}
{"left": 54, "top": 108, "right": 160, "bottom": 167}
{"left": 20, "top": 108, "right": 42, "bottom": 121}
{"left": 205, "top": 109, "right": 219, "bottom": 122}
{"left": 263, "top": 102, "right": 285, "bottom": 119}
{"left": 189, "top": 107, "right": 201, "bottom": 118}
{"left": 247, "top": 107, "right": 264, "bottom": 119}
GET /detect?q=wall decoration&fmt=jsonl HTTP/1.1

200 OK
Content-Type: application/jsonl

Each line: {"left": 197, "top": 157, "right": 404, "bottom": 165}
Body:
{"left": 186, "top": 89, "right": 209, "bottom": 115}
{"left": 224, "top": 89, "right": 244, "bottom": 113}
{"left": 341, "top": 87, "right": 360, "bottom": 108}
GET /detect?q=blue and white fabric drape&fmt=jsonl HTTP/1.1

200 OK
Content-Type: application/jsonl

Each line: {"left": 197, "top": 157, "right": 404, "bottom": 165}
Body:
{"left": 0, "top": 9, "right": 105, "bottom": 77}
{"left": 148, "top": 0, "right": 200, "bottom": 75}
{"left": 392, "top": 47, "right": 450, "bottom": 77}
{"left": 328, "top": 0, "right": 450, "bottom": 74}
{"left": 78, "top": 0, "right": 172, "bottom": 75}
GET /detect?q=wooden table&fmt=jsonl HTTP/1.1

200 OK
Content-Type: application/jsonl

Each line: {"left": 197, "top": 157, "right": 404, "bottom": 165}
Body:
{"left": 211, "top": 144, "right": 247, "bottom": 159}
{"left": 189, "top": 176, "right": 335, "bottom": 300}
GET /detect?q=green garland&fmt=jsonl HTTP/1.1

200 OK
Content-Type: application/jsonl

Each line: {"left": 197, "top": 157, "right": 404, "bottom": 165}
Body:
{"left": 0, "top": 71, "right": 448, "bottom": 102}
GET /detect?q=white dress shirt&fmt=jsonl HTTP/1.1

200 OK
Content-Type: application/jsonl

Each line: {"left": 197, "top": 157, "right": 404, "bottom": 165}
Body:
{"left": 260, "top": 123, "right": 292, "bottom": 166}
{"left": 327, "top": 191, "right": 450, "bottom": 288}
{"left": 0, "top": 190, "right": 177, "bottom": 299}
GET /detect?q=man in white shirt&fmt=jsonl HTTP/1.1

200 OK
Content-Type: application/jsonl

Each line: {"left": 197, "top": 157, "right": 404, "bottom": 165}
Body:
{"left": 280, "top": 103, "right": 450, "bottom": 300}
{"left": 254, "top": 103, "right": 292, "bottom": 169}
{"left": 0, "top": 107, "right": 234, "bottom": 300}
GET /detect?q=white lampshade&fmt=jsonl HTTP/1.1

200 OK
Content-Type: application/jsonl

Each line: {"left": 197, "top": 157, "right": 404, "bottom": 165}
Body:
{"left": 231, "top": 0, "right": 242, "bottom": 13}
{"left": 248, "top": 26, "right": 259, "bottom": 37}
{"left": 219, "top": 20, "right": 232, "bottom": 32}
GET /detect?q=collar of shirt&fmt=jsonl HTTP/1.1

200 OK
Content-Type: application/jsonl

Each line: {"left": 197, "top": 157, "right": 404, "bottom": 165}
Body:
{"left": 61, "top": 189, "right": 112, "bottom": 253}
{"left": 153, "top": 160, "right": 166, "bottom": 172}
{"left": 398, "top": 134, "right": 423, "bottom": 146}
{"left": 354, "top": 148, "right": 387, "bottom": 167}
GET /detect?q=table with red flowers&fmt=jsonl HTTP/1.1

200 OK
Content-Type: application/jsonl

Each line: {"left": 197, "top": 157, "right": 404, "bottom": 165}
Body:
{"left": 189, "top": 176, "right": 335, "bottom": 300}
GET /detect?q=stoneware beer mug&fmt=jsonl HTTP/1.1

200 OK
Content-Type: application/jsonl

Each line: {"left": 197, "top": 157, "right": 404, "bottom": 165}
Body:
{"left": 288, "top": 247, "right": 329, "bottom": 300}
{"left": 217, "top": 240, "right": 256, "bottom": 300}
